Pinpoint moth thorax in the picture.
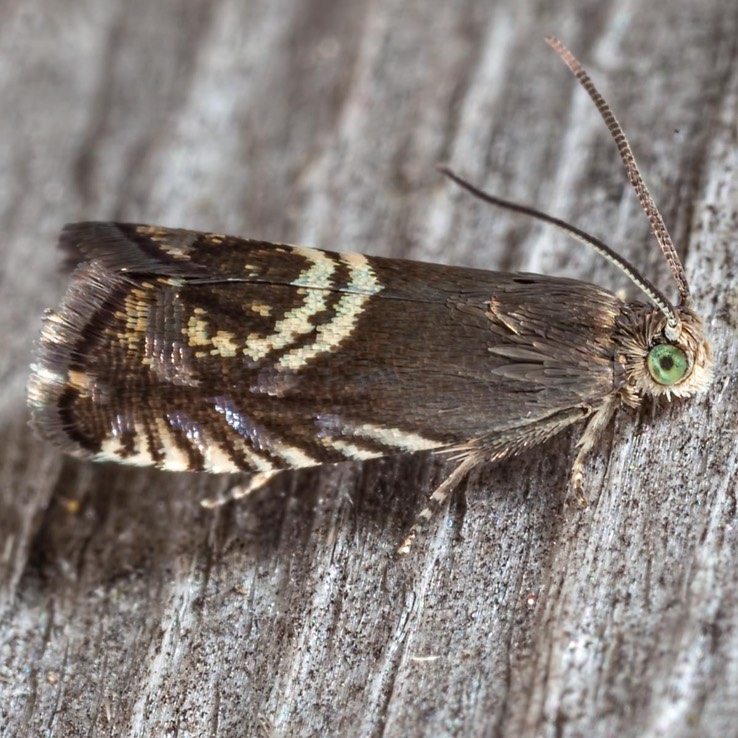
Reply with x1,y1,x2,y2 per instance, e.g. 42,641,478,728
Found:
616,304,713,403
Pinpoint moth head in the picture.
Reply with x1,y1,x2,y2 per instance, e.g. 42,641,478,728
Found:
622,305,713,402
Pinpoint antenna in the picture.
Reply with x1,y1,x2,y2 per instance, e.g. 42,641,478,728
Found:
438,166,675,319
546,37,691,321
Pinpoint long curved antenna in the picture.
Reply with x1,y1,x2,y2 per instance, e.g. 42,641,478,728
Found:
439,166,675,318
546,36,692,317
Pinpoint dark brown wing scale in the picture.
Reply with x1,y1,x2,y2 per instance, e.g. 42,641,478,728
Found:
28,223,625,475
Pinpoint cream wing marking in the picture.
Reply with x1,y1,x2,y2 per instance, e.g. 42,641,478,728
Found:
277,252,383,371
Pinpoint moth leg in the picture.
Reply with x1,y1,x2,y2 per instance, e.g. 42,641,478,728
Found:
200,470,279,509
398,407,591,554
397,454,481,555
570,396,619,506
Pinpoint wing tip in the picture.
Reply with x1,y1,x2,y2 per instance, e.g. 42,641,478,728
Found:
58,222,210,276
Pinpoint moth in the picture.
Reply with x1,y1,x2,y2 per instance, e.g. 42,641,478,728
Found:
28,38,713,552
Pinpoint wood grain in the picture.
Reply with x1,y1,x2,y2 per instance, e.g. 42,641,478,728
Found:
1,1,737,736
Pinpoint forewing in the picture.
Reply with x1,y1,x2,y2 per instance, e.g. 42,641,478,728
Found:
28,223,623,473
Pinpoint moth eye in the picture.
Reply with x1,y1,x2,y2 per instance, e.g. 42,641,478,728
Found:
647,344,689,385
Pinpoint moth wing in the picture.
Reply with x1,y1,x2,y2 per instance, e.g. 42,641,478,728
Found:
29,223,622,474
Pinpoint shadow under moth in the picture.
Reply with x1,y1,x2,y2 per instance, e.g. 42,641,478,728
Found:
28,38,713,552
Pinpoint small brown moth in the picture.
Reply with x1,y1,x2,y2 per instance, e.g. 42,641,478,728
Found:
27,38,713,552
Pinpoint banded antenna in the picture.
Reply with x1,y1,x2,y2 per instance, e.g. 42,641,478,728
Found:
443,38,690,339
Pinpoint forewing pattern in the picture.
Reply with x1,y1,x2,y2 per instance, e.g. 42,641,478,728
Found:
28,224,624,474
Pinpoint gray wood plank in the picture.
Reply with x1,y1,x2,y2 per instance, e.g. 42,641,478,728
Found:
1,1,737,736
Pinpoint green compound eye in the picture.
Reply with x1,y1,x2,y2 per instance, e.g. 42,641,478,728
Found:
647,344,689,385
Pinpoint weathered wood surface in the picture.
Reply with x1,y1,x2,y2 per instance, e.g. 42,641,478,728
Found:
1,1,737,736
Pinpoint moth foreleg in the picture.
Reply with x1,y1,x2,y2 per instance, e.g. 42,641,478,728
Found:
398,406,592,554
570,396,620,506
200,470,280,509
